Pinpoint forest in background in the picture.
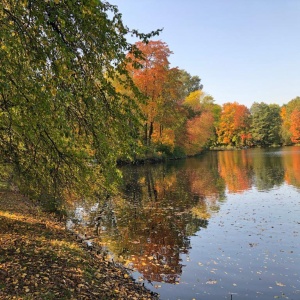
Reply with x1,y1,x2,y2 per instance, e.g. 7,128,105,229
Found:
123,40,300,160
1,1,299,205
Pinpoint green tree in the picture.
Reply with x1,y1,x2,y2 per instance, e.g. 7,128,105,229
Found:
0,1,160,201
250,102,282,147
178,69,203,100
204,96,222,147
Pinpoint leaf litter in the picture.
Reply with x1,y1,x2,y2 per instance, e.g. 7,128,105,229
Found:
0,191,158,299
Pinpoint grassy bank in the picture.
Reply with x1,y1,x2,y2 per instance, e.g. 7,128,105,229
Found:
0,190,158,300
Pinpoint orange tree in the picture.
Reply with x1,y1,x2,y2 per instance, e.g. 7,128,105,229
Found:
127,41,206,157
290,109,300,144
281,97,300,145
181,91,220,154
216,102,251,147
126,40,172,148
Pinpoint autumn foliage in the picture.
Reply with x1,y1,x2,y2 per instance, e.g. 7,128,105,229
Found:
126,40,217,156
185,112,215,155
216,102,251,147
124,40,300,158
280,97,300,145
290,109,300,143
127,41,174,147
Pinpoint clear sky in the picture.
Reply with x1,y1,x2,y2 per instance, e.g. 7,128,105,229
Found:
110,0,300,108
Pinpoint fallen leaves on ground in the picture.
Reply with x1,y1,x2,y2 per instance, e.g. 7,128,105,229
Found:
0,191,158,299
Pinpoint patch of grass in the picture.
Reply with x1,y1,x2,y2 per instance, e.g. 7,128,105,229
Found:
84,266,95,281
41,292,58,300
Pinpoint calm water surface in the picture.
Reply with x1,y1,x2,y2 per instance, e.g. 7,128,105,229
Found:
67,147,300,300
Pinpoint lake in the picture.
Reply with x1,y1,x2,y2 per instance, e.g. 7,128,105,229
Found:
67,147,300,300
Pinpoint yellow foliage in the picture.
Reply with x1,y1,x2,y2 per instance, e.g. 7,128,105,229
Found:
152,123,175,148
191,206,211,220
183,90,203,110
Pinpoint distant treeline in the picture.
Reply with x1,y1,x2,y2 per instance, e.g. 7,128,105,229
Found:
123,40,300,159
1,1,299,203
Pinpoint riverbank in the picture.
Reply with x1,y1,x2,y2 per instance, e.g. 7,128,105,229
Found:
0,190,159,300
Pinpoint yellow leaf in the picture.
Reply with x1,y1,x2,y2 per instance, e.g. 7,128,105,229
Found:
275,281,285,287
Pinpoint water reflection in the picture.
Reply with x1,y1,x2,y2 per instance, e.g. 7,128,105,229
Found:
67,146,300,286
98,162,221,283
250,148,285,190
282,146,300,189
218,150,253,193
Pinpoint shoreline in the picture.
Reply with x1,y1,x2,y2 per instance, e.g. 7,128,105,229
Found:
0,190,159,299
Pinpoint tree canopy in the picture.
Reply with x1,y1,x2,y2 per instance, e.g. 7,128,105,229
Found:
216,102,250,147
281,97,300,145
1,1,299,205
0,0,160,201
250,102,281,147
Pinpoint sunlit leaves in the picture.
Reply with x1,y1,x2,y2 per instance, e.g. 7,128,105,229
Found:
127,40,172,147
0,0,161,201
217,102,251,147
289,109,300,144
184,112,215,155
280,97,300,145
183,90,204,112
0,191,157,299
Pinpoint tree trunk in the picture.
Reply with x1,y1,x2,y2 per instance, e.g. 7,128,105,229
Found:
148,121,154,146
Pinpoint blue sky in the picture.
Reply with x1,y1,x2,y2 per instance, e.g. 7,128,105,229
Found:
111,0,300,108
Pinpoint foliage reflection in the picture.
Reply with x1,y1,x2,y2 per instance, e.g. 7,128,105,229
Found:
98,160,225,283
67,147,300,284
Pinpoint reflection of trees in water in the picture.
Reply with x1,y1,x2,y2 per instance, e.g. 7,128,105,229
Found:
218,150,253,193
216,148,299,192
180,153,226,206
96,162,217,283
67,147,300,283
251,148,285,190
283,147,300,189
106,207,208,283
